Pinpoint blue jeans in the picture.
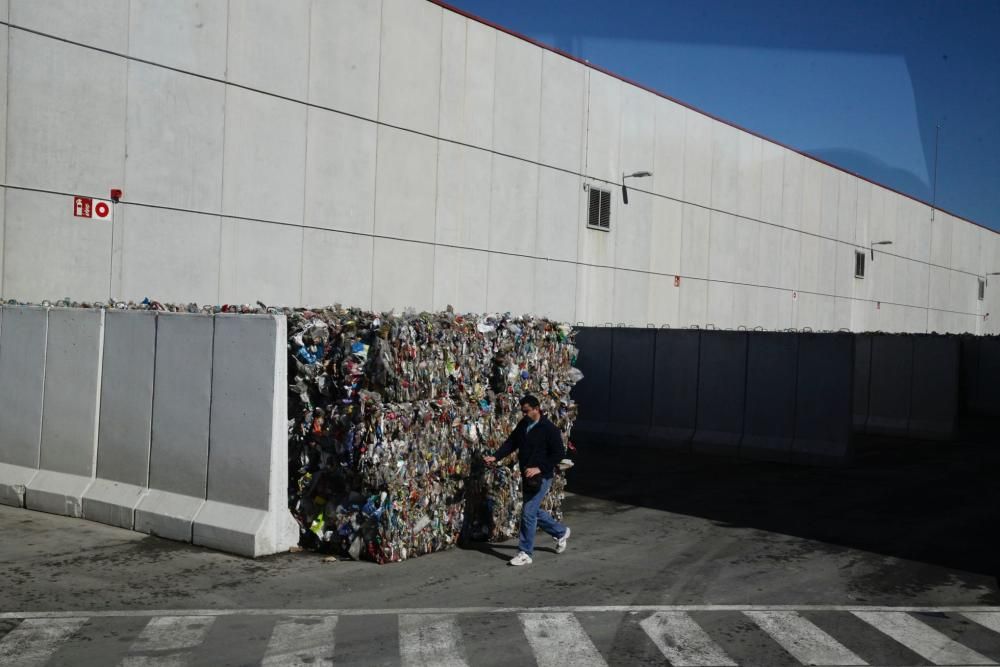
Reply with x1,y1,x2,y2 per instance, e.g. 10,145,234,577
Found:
519,476,567,556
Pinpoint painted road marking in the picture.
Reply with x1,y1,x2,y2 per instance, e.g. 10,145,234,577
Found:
4,605,1000,619
0,618,87,667
261,615,338,666
1,608,999,666
399,613,469,667
966,611,1000,635
853,611,997,666
639,611,738,666
520,612,609,667
121,615,215,667
745,610,868,665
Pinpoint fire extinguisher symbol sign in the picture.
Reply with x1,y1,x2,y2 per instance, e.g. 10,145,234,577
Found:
73,196,113,221
73,196,92,218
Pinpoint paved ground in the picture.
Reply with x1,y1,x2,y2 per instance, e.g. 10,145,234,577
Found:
1,437,998,665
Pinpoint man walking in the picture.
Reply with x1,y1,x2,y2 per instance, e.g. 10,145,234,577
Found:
484,394,570,566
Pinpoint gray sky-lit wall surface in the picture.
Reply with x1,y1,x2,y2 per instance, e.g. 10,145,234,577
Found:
446,0,1000,234
0,0,997,334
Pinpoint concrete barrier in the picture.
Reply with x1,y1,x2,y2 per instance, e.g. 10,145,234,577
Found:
607,329,655,443
25,308,105,517
866,335,913,437
569,327,613,441
959,335,980,416
82,311,157,528
792,333,853,464
0,307,49,507
134,313,214,542
908,336,960,440
741,332,798,463
853,334,872,432
648,329,700,448
977,337,1000,418
193,314,297,557
693,331,748,455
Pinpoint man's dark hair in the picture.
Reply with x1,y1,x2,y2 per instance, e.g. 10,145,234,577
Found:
519,394,540,408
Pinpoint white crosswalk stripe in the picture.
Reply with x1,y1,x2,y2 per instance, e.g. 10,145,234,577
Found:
399,613,469,667
853,610,997,666
746,610,868,666
0,607,999,666
639,611,738,666
966,612,1000,635
120,615,216,667
0,617,87,667
262,615,337,666
520,612,608,667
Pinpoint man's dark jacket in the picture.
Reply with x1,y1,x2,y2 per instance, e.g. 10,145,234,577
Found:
493,415,565,479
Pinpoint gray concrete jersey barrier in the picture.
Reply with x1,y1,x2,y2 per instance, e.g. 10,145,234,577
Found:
741,332,799,463
692,331,749,456
908,336,960,440
25,308,105,517
865,335,914,437
792,334,854,465
82,310,157,528
0,306,296,558
0,307,48,507
648,329,700,449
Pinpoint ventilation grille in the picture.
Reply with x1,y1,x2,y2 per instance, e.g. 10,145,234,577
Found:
587,187,611,230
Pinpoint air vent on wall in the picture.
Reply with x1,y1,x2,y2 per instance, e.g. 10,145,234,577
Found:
587,187,611,231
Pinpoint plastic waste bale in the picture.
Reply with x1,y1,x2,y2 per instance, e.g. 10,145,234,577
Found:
285,308,582,562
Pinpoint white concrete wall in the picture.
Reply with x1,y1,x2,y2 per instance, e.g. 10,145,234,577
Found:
1,0,996,334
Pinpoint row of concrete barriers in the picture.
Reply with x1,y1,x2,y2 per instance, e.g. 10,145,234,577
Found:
0,306,297,557
571,328,1000,465
854,333,1000,439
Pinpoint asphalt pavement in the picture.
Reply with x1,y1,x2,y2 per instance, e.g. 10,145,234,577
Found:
1,437,998,665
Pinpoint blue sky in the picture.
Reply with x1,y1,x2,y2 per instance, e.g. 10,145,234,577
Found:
444,0,1000,232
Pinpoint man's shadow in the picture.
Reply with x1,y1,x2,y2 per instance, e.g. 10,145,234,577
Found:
461,540,518,561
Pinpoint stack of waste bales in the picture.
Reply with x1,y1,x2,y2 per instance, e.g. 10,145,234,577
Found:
286,307,580,563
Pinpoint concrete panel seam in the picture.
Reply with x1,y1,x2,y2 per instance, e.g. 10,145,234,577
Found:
205,315,217,503
92,311,105,474
692,330,702,439
2,20,9,298
145,314,159,488
297,1,312,304
34,308,49,469
369,0,384,311
738,333,750,450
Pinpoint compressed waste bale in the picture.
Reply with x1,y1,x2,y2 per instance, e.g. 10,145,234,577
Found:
286,307,581,563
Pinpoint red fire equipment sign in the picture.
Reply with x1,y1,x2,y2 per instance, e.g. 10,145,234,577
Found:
74,196,113,221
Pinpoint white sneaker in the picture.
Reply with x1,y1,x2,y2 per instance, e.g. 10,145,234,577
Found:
555,527,571,554
508,551,533,566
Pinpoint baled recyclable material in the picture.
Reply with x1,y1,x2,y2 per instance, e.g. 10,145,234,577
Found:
286,307,580,562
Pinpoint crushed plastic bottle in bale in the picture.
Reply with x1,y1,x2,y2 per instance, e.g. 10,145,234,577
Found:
287,307,581,563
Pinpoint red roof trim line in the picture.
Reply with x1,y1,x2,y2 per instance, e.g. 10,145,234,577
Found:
427,0,996,236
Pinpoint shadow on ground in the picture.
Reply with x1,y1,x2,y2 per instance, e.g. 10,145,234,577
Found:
568,419,1000,580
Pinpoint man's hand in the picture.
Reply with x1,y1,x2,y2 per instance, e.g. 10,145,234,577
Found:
483,455,496,465
525,466,541,478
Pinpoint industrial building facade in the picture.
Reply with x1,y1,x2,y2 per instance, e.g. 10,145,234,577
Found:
0,0,996,334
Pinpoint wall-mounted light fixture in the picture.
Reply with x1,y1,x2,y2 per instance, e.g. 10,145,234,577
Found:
621,170,652,205
870,240,893,260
